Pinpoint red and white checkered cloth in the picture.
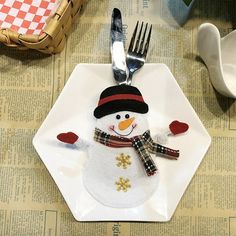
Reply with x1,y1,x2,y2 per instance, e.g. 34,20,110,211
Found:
0,0,58,35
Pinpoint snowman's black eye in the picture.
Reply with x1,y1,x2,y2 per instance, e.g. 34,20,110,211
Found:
125,114,130,119
116,114,121,120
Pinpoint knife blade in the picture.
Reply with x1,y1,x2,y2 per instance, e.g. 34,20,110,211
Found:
110,8,129,85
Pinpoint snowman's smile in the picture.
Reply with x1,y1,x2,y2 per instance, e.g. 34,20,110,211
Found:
109,124,137,137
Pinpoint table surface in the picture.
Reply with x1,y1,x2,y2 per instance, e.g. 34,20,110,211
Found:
0,0,236,235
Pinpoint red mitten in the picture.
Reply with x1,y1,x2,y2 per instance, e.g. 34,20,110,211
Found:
169,120,189,135
57,132,79,144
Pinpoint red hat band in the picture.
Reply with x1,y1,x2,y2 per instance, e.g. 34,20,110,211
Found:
98,94,144,106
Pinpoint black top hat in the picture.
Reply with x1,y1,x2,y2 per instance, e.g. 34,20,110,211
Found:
94,85,149,118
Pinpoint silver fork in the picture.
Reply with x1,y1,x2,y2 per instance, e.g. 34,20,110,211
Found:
126,21,152,85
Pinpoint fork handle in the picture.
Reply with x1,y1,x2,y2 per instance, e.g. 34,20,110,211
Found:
126,71,135,85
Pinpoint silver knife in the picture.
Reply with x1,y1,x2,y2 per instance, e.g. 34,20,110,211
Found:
110,8,129,85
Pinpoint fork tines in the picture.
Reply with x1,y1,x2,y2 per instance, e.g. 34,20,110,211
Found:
128,21,152,57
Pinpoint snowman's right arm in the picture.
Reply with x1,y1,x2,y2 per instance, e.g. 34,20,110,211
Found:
57,132,90,150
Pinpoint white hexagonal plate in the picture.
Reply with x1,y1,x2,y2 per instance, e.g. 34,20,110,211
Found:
33,63,211,221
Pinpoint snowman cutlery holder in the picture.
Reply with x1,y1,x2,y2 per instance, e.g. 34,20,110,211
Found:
57,82,189,208
56,8,190,209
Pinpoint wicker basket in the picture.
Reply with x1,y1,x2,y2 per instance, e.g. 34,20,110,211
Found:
0,0,83,54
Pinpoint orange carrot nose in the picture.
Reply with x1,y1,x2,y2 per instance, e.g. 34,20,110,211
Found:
118,117,135,131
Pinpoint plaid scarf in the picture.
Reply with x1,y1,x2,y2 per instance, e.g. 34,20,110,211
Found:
94,128,179,176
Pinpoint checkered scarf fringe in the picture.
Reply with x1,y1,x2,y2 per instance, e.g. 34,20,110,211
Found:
94,128,179,176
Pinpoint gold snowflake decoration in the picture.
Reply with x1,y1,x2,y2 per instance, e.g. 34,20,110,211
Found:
115,177,131,192
116,153,131,169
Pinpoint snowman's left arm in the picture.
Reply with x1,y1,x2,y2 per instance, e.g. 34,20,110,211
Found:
154,120,190,145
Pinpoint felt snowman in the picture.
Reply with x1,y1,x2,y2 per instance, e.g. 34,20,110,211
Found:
57,84,189,208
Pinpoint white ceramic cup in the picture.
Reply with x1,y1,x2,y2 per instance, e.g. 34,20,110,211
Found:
197,23,236,98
